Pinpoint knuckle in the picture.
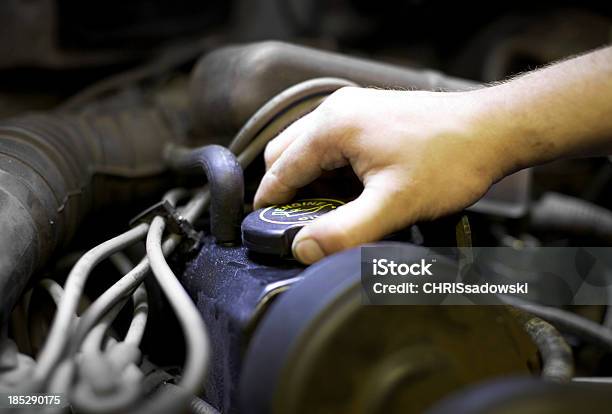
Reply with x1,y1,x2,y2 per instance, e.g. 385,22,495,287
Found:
318,87,356,112
329,86,359,102
265,167,293,193
316,88,365,137
263,141,278,167
305,133,326,154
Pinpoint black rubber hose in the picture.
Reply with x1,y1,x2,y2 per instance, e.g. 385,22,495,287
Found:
503,296,612,350
165,145,244,243
530,192,612,243
509,307,574,382
0,104,186,328
189,41,478,141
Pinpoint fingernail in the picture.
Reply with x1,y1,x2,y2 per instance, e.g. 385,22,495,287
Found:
293,238,325,264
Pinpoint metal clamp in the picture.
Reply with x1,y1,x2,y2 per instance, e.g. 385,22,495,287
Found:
130,200,201,250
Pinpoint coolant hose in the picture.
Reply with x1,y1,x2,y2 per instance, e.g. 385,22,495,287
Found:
509,307,573,382
189,41,478,140
0,106,184,328
165,144,244,243
530,192,612,243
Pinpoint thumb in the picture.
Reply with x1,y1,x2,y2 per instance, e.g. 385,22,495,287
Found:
291,186,413,264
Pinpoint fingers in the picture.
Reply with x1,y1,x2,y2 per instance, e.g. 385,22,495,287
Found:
254,125,347,209
291,186,412,264
263,111,316,170
264,87,356,170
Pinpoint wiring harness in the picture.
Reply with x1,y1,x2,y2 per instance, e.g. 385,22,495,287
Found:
0,78,356,414
3,75,612,413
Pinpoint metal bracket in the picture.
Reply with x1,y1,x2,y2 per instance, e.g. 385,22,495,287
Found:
130,200,201,250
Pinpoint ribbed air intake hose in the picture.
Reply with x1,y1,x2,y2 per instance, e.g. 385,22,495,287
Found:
0,105,185,327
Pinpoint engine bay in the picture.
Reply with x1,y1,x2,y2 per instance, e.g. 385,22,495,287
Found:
1,2,612,413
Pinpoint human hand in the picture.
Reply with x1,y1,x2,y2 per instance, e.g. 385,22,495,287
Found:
254,87,512,264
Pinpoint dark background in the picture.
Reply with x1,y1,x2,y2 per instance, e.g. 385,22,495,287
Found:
1,0,610,111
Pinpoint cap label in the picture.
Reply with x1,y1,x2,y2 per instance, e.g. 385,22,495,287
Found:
259,198,345,225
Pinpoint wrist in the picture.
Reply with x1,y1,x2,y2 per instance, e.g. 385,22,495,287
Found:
444,89,517,184
465,85,552,180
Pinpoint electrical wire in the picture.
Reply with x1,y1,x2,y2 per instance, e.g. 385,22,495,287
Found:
228,77,358,154
72,253,147,413
123,216,211,414
71,240,177,353
236,95,326,167
81,299,128,355
572,377,612,384
81,254,139,355
128,79,357,412
71,361,144,414
110,252,136,275
71,190,208,353
124,282,149,346
29,77,358,412
34,223,149,383
110,252,149,346
77,309,146,414
27,73,612,412
38,279,66,308
146,216,209,395
44,359,75,414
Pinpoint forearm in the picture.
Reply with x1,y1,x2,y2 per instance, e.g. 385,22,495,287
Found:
472,46,612,178
255,48,612,262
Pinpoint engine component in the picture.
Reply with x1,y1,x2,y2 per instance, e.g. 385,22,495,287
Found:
166,144,244,244
3,28,611,413
508,308,573,382
189,41,477,140
179,235,305,411
241,198,345,256
530,192,612,243
424,377,612,414
189,41,531,219
0,101,187,328
178,213,545,413
238,243,539,414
